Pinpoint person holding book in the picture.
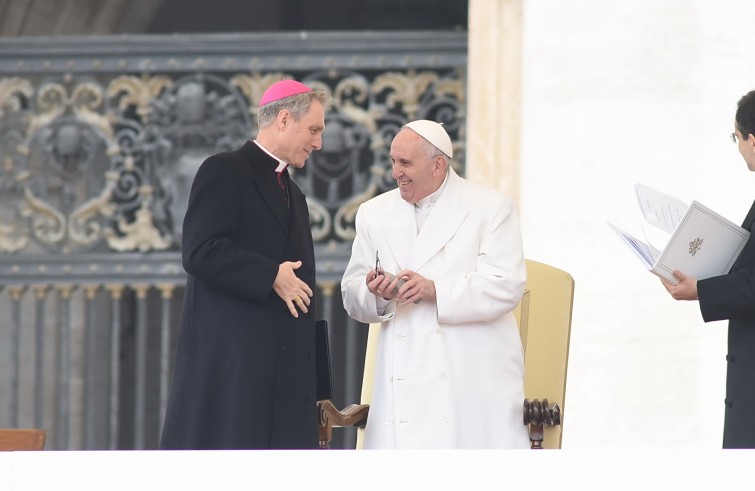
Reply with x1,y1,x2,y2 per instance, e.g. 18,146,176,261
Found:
661,89,755,448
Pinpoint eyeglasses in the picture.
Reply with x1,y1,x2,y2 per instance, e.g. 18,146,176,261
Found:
730,132,738,143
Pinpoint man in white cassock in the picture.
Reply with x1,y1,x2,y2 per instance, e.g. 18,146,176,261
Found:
341,120,530,449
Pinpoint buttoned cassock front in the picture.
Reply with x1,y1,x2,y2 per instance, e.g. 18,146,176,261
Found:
698,199,755,448
160,141,318,450
341,169,530,449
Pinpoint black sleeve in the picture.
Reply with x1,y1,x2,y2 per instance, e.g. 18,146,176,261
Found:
181,155,278,302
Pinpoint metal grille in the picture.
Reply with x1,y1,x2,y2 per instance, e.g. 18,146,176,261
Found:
0,31,467,449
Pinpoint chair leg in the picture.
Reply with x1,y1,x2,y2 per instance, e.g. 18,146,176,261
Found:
318,401,334,449
523,398,561,449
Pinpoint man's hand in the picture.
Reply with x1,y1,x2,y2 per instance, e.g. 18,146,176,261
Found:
365,269,402,300
394,269,436,305
273,261,313,318
660,270,699,301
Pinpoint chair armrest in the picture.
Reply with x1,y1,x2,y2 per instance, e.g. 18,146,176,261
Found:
317,400,370,449
523,398,561,450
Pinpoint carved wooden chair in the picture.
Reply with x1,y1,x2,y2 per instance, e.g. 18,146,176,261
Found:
0,429,47,451
514,259,574,449
318,259,574,449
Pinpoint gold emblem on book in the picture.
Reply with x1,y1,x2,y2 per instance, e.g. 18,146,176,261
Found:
689,237,703,257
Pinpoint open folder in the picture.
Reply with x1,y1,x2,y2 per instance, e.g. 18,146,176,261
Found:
609,183,750,285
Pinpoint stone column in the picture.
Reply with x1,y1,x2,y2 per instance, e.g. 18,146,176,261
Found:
466,0,524,206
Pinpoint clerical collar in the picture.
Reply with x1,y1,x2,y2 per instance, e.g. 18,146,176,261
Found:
415,172,449,210
253,139,288,172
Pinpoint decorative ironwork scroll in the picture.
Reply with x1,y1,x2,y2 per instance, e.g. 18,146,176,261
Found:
0,32,466,272
0,31,467,450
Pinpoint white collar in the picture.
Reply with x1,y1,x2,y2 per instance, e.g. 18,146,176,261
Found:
253,139,288,172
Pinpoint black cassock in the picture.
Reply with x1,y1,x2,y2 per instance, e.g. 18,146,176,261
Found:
698,200,755,449
160,141,318,449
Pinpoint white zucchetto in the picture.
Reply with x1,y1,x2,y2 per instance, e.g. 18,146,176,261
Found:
404,120,453,158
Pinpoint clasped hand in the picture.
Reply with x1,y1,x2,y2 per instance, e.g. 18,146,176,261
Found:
366,268,436,305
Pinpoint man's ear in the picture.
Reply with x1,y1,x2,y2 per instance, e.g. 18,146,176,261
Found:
747,134,755,152
433,156,447,176
277,110,290,129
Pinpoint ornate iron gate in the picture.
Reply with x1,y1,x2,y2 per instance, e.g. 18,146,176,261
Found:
0,31,467,449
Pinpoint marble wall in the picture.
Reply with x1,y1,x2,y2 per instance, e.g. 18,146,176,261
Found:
469,0,755,448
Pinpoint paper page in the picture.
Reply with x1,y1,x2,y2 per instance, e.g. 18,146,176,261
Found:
639,219,670,262
634,183,688,234
607,223,660,269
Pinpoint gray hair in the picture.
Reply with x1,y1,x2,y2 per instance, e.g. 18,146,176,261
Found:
415,131,451,172
257,90,331,128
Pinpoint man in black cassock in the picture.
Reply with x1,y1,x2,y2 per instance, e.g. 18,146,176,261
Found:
160,80,330,449
662,89,755,448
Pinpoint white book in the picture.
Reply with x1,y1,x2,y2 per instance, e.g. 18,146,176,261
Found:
609,184,750,285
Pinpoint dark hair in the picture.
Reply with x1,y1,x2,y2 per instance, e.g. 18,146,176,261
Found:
735,90,755,140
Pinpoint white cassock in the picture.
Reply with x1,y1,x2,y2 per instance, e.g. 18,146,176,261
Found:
341,168,530,449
